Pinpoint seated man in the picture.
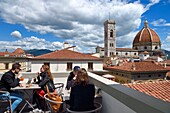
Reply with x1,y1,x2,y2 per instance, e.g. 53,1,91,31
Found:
66,66,80,90
0,63,23,113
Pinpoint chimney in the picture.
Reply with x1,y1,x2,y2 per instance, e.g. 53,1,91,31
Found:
5,49,8,52
164,63,167,68
132,64,136,70
63,42,70,49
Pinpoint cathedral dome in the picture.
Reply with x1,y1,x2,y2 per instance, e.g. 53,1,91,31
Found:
13,48,25,54
133,20,161,51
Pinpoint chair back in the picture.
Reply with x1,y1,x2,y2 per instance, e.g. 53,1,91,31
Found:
44,93,63,113
66,102,102,113
54,83,64,96
0,91,12,113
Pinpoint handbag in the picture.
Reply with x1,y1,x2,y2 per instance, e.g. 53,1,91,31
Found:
46,85,62,112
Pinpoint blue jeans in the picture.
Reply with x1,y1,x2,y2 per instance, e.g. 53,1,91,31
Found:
10,91,23,112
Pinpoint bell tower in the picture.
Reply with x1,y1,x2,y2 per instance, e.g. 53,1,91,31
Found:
104,20,116,57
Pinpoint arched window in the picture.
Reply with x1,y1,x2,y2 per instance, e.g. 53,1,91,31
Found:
134,53,136,55
110,29,113,37
125,53,128,56
148,75,151,77
155,46,158,49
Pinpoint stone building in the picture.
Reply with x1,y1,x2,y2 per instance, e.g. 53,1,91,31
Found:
104,61,169,84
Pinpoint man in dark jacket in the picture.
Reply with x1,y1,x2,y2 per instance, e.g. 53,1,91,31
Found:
66,66,80,90
0,63,23,113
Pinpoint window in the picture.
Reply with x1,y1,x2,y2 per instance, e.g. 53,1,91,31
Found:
110,43,114,47
125,53,128,56
137,75,140,78
105,52,107,56
110,29,113,37
144,46,147,49
155,46,158,49
67,62,72,71
116,52,118,55
5,63,9,69
148,75,151,77
134,53,136,55
88,62,93,70
110,52,114,56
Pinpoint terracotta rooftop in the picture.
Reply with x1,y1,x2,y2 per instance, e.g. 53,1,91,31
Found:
0,48,33,57
34,49,102,60
124,81,170,103
105,61,169,72
133,21,161,45
13,48,25,54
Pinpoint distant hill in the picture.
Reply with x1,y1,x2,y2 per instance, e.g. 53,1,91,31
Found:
25,49,53,56
164,49,170,59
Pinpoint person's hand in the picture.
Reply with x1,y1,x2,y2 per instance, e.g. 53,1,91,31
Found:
17,74,22,78
19,83,23,87
73,75,77,80
36,72,40,76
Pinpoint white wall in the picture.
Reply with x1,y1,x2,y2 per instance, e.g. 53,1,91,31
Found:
102,91,136,113
31,60,103,72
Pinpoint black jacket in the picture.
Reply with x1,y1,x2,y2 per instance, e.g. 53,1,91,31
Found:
37,72,55,92
66,72,75,90
69,83,95,111
0,70,20,92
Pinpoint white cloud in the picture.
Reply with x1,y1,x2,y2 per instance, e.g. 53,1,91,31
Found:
0,0,160,52
10,30,22,38
165,35,170,42
0,36,63,52
151,19,170,26
144,0,160,11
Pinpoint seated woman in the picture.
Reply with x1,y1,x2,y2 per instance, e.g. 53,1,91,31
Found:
69,68,95,111
33,64,55,110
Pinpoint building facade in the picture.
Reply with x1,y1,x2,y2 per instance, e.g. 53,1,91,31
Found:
31,49,103,72
0,48,33,72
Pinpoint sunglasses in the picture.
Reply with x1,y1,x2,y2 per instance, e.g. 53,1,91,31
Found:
17,68,21,71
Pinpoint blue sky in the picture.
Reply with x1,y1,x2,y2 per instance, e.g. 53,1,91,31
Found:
0,0,170,53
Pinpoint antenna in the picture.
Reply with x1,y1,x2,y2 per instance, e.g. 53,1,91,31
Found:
109,12,110,20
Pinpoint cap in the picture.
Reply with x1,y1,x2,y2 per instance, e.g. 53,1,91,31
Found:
73,66,80,71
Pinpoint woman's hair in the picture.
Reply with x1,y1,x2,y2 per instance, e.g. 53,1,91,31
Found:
75,68,89,85
42,65,53,80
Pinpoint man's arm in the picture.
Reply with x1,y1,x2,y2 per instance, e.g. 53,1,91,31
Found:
3,74,20,88
66,72,75,90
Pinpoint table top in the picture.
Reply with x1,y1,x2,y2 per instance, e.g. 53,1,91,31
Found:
12,83,40,90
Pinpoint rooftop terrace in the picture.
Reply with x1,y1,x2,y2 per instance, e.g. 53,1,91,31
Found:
0,72,170,113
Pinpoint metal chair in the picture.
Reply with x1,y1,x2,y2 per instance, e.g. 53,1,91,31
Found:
0,91,12,113
44,94,63,113
54,83,64,96
66,102,102,113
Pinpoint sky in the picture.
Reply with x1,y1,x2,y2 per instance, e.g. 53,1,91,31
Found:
0,0,170,53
